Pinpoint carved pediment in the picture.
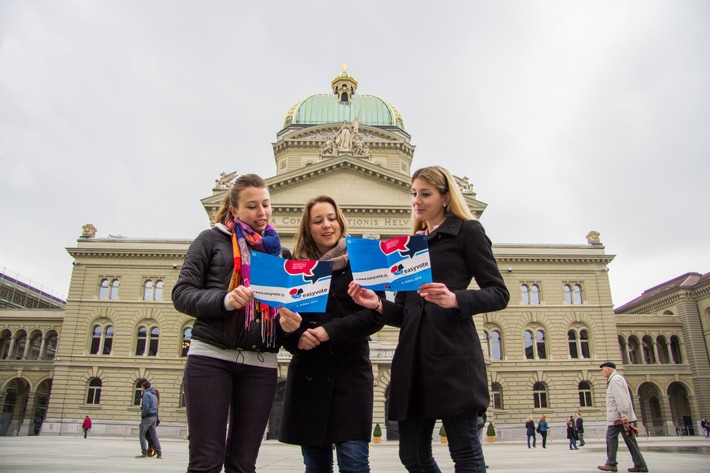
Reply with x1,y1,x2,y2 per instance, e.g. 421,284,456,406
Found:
281,125,400,143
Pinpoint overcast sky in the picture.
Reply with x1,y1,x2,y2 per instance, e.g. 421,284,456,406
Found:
1,0,708,308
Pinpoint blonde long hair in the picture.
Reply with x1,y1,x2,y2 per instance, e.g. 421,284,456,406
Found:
410,166,476,234
292,195,348,260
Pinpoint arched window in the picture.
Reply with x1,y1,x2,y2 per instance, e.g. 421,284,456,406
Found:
98,278,109,299
521,285,530,304
536,330,547,359
12,330,27,359
578,381,593,407
182,327,192,357
533,382,548,408
563,284,573,304
628,336,641,364
42,332,58,360
28,332,42,360
86,378,102,404
670,335,683,363
531,284,541,304
143,280,154,301
481,331,490,358
136,325,159,357
0,330,12,359
136,326,147,356
491,330,502,361
573,284,583,304
569,328,591,359
568,330,579,358
148,327,160,356
90,325,102,355
656,335,670,364
618,335,629,365
109,279,120,300
103,326,114,355
142,279,165,301
134,379,147,406
492,383,503,409
642,336,656,364
89,324,114,355
579,329,590,358
524,330,534,359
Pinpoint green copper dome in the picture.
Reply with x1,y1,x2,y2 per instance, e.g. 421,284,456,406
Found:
282,68,406,130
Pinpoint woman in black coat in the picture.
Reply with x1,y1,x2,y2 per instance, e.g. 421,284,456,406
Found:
525,415,537,448
279,195,384,473
349,166,509,473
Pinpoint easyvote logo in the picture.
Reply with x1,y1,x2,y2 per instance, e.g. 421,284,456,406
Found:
284,260,331,284
390,263,404,275
379,236,428,259
289,287,304,299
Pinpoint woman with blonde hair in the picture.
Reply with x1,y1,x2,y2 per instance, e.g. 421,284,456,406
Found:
279,195,384,472
173,173,301,473
525,415,536,448
348,165,509,472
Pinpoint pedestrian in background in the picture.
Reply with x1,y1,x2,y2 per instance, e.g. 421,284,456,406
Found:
567,417,579,450
576,412,585,446
135,381,162,459
597,361,648,472
525,415,536,448
537,416,549,448
82,416,91,439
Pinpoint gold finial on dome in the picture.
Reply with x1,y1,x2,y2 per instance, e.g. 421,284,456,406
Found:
332,66,358,103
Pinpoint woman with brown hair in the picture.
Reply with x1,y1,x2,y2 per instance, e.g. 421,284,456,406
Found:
173,173,301,473
279,195,384,472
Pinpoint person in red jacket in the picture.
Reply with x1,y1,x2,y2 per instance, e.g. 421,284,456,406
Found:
82,416,91,439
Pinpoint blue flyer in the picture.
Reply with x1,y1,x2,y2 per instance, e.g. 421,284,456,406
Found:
346,235,432,291
249,251,333,312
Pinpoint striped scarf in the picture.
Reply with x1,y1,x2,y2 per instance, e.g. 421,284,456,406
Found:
225,218,282,347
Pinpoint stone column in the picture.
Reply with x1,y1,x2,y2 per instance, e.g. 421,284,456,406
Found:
659,395,674,436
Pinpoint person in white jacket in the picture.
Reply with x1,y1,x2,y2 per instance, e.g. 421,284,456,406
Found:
597,362,649,473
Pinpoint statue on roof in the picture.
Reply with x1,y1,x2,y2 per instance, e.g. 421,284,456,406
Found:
215,171,237,189
334,121,353,150
81,224,97,239
586,231,602,245
320,138,337,157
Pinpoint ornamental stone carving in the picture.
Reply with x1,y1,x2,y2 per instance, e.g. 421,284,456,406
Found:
586,230,601,245
81,224,97,239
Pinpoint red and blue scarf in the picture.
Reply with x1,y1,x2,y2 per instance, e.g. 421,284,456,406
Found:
225,218,282,347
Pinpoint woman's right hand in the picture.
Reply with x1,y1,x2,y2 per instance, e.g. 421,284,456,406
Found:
347,281,379,309
277,307,302,333
227,285,253,310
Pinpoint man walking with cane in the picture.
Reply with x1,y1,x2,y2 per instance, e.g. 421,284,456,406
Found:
597,362,648,472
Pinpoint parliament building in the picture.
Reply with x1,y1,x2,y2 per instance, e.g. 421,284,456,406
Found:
2,69,709,441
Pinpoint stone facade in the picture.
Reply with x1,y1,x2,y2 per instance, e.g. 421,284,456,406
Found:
2,71,708,441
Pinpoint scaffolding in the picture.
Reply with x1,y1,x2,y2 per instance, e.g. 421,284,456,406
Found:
0,268,66,310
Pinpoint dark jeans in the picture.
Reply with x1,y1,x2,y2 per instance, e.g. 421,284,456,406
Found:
139,416,162,456
398,410,485,473
183,355,277,473
301,440,370,473
540,431,547,448
527,433,536,448
604,422,647,469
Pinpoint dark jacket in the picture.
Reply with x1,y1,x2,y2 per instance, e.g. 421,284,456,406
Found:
172,227,284,352
567,422,577,440
279,263,384,446
380,217,509,420
576,416,584,433
526,420,536,436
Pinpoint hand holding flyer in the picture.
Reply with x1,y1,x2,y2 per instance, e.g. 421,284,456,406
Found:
346,235,432,291
249,251,333,312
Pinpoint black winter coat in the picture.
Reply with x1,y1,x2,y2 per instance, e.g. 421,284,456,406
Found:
172,227,284,352
278,263,384,447
380,217,509,420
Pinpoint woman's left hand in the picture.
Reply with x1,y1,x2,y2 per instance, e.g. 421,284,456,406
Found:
278,307,302,333
417,282,459,308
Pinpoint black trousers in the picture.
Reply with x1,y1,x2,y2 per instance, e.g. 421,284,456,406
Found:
184,355,277,473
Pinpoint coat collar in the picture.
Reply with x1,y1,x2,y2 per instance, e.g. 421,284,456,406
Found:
428,215,463,237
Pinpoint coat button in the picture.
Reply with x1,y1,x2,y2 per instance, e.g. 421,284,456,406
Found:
251,344,257,349
418,302,422,308
327,376,333,383
255,319,260,324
